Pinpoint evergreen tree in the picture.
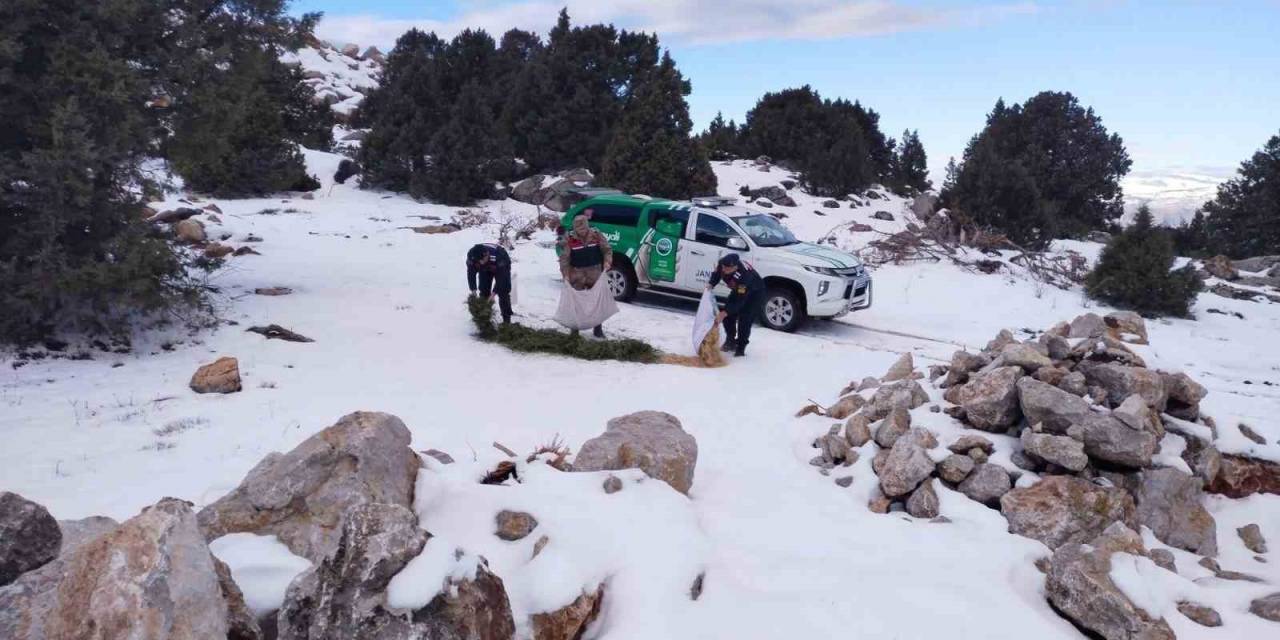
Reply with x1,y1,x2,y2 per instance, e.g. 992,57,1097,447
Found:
892,129,931,194
600,54,716,198
944,92,1131,249
1086,206,1202,317
699,112,741,161
415,81,504,205
798,110,873,197
358,29,449,191
1,0,203,344
1199,132,1280,258
1170,210,1210,257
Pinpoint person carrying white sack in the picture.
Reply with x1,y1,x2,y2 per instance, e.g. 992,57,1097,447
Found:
558,211,614,338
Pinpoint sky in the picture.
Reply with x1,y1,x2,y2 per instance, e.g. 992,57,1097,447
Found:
291,1,1280,183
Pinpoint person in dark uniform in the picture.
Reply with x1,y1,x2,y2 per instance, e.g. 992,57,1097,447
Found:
707,253,765,357
467,243,514,324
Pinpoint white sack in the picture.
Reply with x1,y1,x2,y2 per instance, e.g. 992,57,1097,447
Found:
554,277,619,330
692,289,720,354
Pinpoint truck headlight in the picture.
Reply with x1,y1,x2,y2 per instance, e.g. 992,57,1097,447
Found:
817,281,829,296
804,265,839,276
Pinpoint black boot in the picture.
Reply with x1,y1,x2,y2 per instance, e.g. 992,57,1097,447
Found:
734,344,747,357
592,325,605,338
720,340,737,352
502,315,512,325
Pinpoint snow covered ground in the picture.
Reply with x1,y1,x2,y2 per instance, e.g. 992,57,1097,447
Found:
2,155,1278,638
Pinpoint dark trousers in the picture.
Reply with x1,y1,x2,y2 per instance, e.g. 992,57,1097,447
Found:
479,270,513,321
724,292,765,349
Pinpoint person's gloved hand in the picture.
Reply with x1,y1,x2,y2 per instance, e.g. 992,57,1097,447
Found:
716,311,728,323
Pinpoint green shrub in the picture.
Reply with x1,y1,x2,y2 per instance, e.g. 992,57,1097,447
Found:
466,295,659,363
1085,206,1202,318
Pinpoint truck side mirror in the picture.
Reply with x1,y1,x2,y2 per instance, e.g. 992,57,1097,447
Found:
726,237,748,251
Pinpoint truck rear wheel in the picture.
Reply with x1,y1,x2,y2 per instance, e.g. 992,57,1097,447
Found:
762,287,804,332
605,262,637,302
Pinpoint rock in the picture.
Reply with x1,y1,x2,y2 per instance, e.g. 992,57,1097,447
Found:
856,376,881,392
1123,468,1218,556
0,493,61,588
872,211,895,221
905,479,941,519
1000,476,1137,549
43,498,233,640
958,366,1022,431
212,555,262,640
872,408,912,449
1112,394,1152,431
1251,593,1280,622
937,454,975,484
834,476,853,488
1160,371,1207,420
1081,362,1167,411
878,428,937,497
204,242,235,259
0,516,120,640
1000,343,1052,372
175,218,207,243
911,193,938,220
1238,523,1268,553
340,43,360,57
864,380,929,420
985,328,1016,353
150,207,202,224
746,185,787,202
1045,523,1175,640
844,415,872,448
1148,548,1177,573
360,46,383,62
198,411,419,562
602,476,623,494
871,449,889,475
947,435,995,456
1207,453,1280,498
967,448,989,463
1059,371,1088,397
826,394,865,420
532,536,550,559
882,353,915,382
494,511,538,542
867,488,892,514
1020,429,1088,471
1104,311,1149,345
1010,450,1040,472
1068,313,1107,339
573,411,698,496
1203,255,1239,280
1233,255,1280,272
531,584,604,640
1016,377,1094,434
1078,414,1159,468
1176,602,1222,627
190,356,242,394
1180,439,1222,486
822,199,839,208
958,463,1010,506
1238,423,1267,445
1032,365,1069,387
510,175,546,204
254,286,293,296
848,222,873,232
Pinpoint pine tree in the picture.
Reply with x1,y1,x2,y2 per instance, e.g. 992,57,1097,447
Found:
892,129,931,194
358,29,449,191
415,81,504,205
1086,206,1202,317
699,112,741,161
600,54,716,198
945,92,1131,249
1200,132,1280,258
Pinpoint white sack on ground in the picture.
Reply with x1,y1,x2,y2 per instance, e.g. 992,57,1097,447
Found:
553,277,619,330
692,289,720,354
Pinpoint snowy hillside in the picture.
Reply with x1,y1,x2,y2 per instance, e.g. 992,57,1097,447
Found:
1122,170,1226,226
281,40,382,120
3,151,1279,638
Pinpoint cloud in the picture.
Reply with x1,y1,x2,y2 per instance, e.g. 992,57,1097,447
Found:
313,1,1038,48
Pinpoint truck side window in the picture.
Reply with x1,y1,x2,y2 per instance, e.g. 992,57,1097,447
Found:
694,214,742,247
588,204,641,227
650,208,689,235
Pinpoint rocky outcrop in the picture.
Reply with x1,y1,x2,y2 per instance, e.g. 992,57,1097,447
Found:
1000,476,1137,550
190,356,242,394
1045,523,1175,640
0,493,61,588
198,411,421,562
574,411,698,495
530,584,604,640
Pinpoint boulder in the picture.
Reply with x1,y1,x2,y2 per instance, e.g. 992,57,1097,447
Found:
906,479,941,519
844,415,872,448
1121,468,1217,556
150,207,202,224
1238,422,1267,445
1000,476,1137,549
1045,523,1175,640
1238,523,1268,554
530,585,604,640
1112,394,1153,432
573,411,698,495
198,411,420,562
175,218,207,243
863,380,929,420
0,493,61,588
1000,343,1052,372
212,555,262,640
1016,378,1094,435
510,175,546,204
1020,429,1088,472
1251,593,1280,622
44,498,234,640
872,407,911,449
1068,313,1107,339
878,428,937,498
494,511,538,542
826,394,865,420
190,356,242,394
340,43,360,58
602,476,622,494
911,193,938,220
937,454,975,484
1032,365,1069,387
1233,255,1280,272
1078,414,1159,468
1059,371,1088,397
942,351,989,387
1180,439,1222,486
822,199,840,208
947,435,994,456
1174,602,1220,627
1080,362,1167,411
1040,332,1072,360
0,516,120,640
958,463,1010,506
956,366,1023,431
1203,255,1239,280
1104,311,1148,345
1148,548,1176,573
881,353,915,382
984,329,1016,353
872,211,895,221
1207,453,1280,498
1160,371,1207,420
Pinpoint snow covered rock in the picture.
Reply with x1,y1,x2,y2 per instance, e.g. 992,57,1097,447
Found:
1044,523,1175,640
0,516,119,640
190,356,242,394
1016,377,1094,435
1068,313,1107,339
530,584,604,640
1238,523,1268,553
878,428,937,498
957,463,1011,506
956,366,1022,431
573,411,698,496
1203,255,1239,280
0,492,60,588
863,379,929,420
1019,429,1088,472
1115,468,1217,556
1000,476,1137,549
1251,592,1280,622
175,218,207,243
197,411,420,562
826,393,865,419
42,498,235,640
1103,311,1148,345
1079,362,1167,411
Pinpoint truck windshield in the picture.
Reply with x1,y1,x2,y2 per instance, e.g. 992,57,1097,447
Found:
734,214,800,247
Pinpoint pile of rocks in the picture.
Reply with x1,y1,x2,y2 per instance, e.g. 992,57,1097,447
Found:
740,185,798,208
1200,254,1280,303
508,168,595,212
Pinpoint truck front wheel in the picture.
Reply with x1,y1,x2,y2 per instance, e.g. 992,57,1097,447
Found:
761,287,804,332
605,262,638,302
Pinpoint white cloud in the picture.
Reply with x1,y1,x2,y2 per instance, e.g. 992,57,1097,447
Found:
314,1,1038,48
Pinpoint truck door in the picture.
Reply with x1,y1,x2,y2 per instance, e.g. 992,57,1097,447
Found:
641,206,688,284
680,211,749,292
